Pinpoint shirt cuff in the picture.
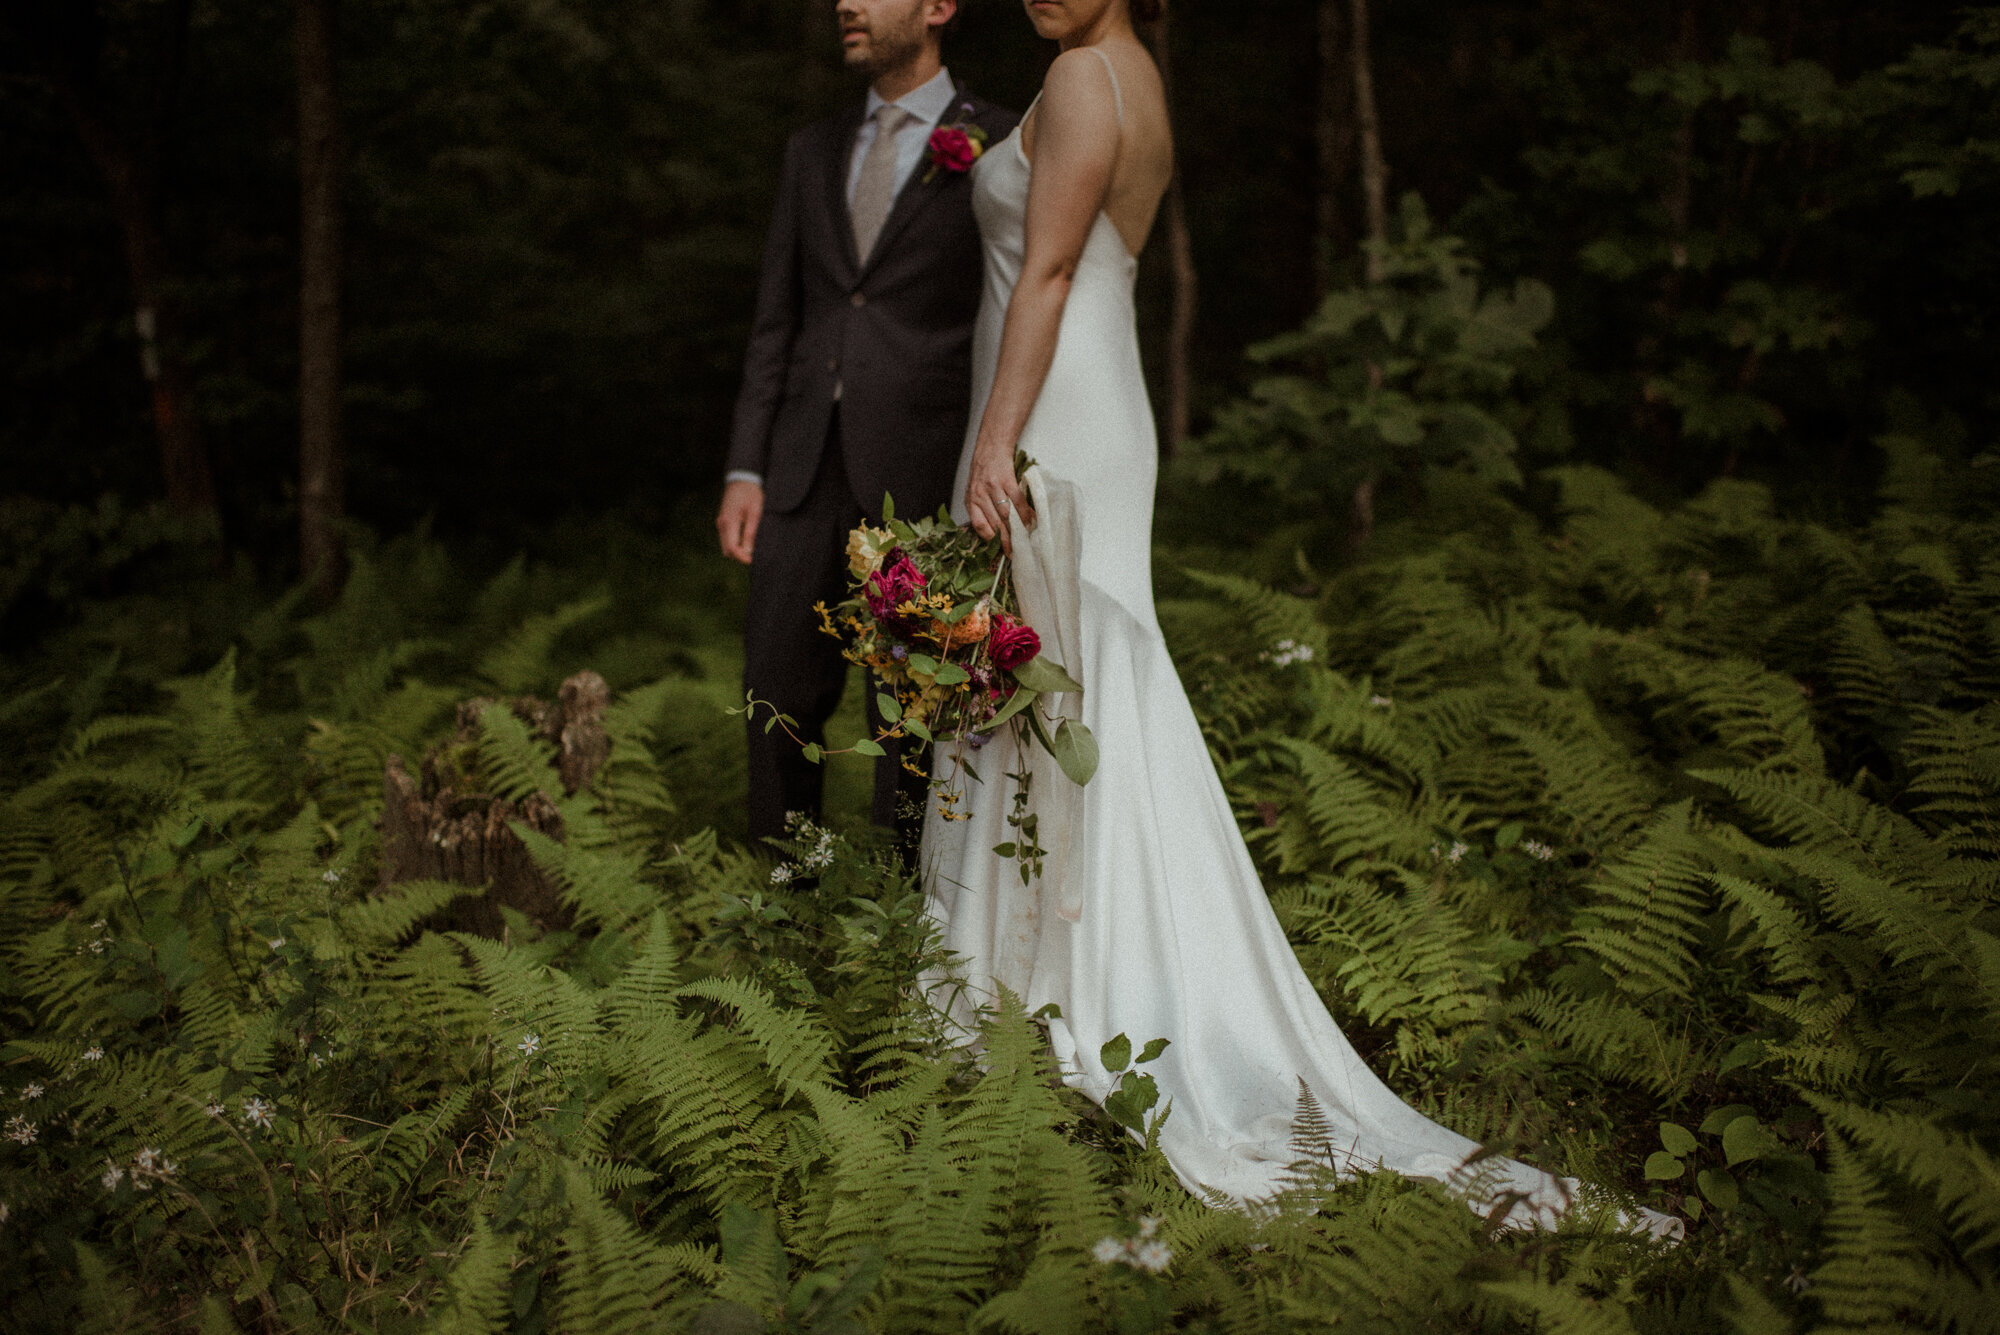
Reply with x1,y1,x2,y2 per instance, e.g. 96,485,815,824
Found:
724,470,764,488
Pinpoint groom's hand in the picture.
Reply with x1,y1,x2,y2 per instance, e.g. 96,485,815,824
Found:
717,479,765,565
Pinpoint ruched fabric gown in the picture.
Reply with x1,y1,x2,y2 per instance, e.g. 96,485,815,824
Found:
921,55,1679,1243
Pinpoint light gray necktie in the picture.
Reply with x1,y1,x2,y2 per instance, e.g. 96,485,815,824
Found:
851,104,915,261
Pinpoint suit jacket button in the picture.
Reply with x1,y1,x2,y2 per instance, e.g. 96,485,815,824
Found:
827,359,839,373
850,291,867,308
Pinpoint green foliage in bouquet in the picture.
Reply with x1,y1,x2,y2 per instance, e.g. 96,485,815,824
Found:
740,463,1097,809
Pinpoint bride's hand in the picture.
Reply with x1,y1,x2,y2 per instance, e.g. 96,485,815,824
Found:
965,442,1036,554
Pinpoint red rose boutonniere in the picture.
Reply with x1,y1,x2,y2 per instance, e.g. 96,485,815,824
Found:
924,107,989,183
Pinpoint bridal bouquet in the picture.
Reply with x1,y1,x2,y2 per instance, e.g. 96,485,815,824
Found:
808,486,1098,813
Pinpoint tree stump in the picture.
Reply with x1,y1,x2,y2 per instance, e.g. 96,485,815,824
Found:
377,670,612,938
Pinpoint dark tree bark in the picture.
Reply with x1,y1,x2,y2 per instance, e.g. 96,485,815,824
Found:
1348,0,1390,284
1313,0,1357,300
8,1,218,522
1346,0,1391,550
296,0,347,598
1144,13,1198,457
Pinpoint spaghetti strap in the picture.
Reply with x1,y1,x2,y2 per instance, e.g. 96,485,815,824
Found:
1086,46,1125,128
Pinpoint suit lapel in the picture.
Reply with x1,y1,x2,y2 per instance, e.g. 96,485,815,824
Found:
856,81,976,278
826,100,867,278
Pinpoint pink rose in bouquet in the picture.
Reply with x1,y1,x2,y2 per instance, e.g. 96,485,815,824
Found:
865,554,926,624
988,612,1041,671
927,125,981,176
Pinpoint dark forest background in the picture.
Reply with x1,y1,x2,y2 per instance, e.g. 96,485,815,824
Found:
3,0,1992,597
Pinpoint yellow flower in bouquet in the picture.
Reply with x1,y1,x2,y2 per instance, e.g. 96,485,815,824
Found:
846,524,897,579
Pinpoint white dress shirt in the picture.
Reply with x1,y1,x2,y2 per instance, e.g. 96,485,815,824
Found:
847,66,959,208
727,68,960,490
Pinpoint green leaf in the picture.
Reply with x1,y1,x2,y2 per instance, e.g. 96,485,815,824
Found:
1049,719,1099,787
980,686,1040,733
1495,821,1524,850
110,990,162,1019
1697,1168,1740,1211
880,494,896,523
1643,1151,1686,1180
802,744,824,764
1660,1121,1698,1158
902,718,933,743
932,663,970,687
691,1302,767,1335
1012,655,1084,695
1700,1104,1757,1136
1722,1115,1776,1166
1100,1032,1133,1074
1136,1037,1171,1064
852,738,886,758
907,653,940,677
1103,1072,1160,1131
171,817,203,848
875,693,903,723
993,843,1017,858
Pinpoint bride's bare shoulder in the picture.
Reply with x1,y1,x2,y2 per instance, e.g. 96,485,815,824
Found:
1038,46,1125,120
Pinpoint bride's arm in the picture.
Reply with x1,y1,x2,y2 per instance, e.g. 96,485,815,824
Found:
964,50,1123,549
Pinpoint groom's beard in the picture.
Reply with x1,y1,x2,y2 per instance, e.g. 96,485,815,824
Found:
843,20,927,79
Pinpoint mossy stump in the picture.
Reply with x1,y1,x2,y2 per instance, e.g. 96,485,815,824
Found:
377,670,610,937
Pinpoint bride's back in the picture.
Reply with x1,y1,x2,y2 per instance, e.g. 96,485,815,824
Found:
1020,39,1174,259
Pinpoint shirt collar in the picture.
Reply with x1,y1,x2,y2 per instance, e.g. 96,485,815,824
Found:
864,66,957,128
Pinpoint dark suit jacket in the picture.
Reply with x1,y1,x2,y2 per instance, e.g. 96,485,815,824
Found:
726,83,1018,518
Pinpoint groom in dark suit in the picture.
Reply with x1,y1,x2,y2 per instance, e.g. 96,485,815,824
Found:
717,0,1016,846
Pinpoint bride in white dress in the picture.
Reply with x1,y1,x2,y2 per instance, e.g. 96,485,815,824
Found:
922,0,1679,1243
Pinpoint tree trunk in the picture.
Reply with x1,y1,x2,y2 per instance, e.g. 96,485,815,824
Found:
1144,13,1198,457
1346,0,1391,552
40,21,216,523
296,0,347,599
1639,0,1703,469
1348,0,1390,283
1313,0,1357,300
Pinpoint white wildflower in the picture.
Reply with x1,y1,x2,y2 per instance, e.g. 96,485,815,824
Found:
769,865,795,885
1261,638,1316,668
19,1084,42,1102
309,1052,324,1070
1784,1266,1811,1295
87,939,107,955
801,829,838,873
321,868,342,885
4,1115,37,1145
1091,1236,1127,1265
132,1148,176,1187
1132,1240,1173,1274
1522,839,1556,862
1137,1215,1161,1239
101,1163,126,1191
517,1033,541,1058
1368,694,1394,709
82,1045,104,1062
241,1097,275,1130
1445,842,1470,865
203,1102,226,1118
267,938,286,952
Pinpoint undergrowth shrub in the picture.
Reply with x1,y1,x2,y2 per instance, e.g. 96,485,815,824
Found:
0,431,1995,1331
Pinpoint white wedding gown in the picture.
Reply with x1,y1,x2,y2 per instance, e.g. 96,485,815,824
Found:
923,52,1680,1243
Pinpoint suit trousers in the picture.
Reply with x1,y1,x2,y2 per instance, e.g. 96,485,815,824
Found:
743,414,929,851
